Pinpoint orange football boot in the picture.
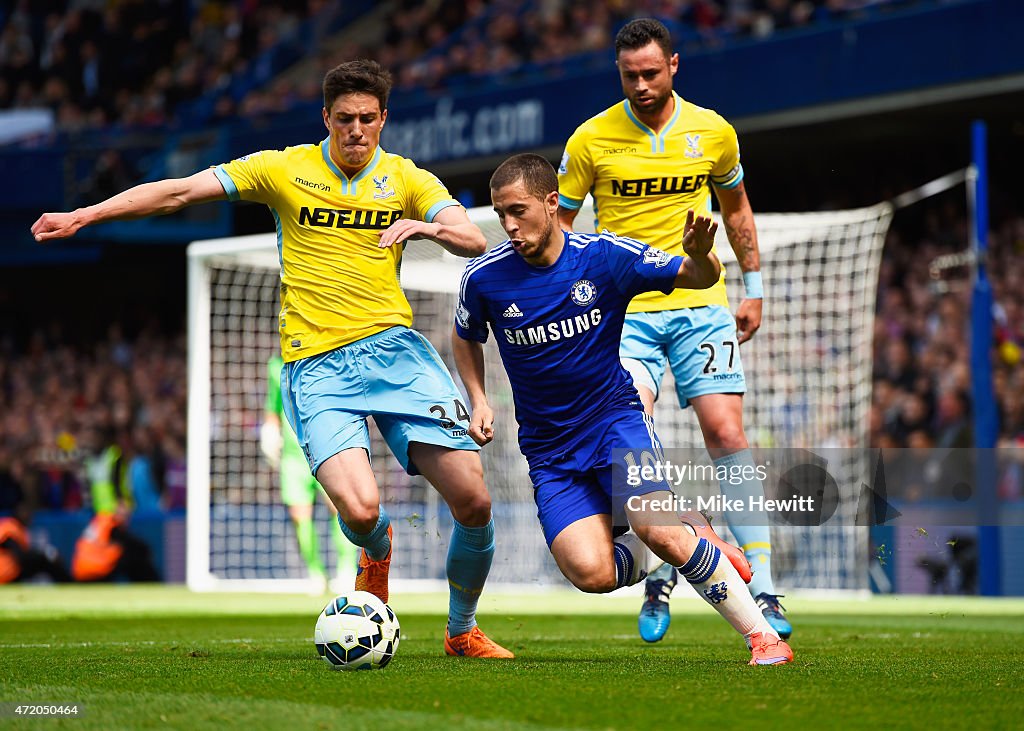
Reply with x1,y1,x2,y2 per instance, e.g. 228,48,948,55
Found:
354,524,392,604
747,631,794,666
678,510,753,583
444,626,514,659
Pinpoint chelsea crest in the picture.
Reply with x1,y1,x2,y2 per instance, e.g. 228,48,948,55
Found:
571,279,597,306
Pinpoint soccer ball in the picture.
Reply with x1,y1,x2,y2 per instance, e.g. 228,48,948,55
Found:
314,590,400,671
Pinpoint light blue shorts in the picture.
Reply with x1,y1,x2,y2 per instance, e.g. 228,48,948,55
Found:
281,326,478,477
620,305,746,408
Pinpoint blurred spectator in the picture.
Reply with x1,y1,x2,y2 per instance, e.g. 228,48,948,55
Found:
933,389,972,450
81,425,132,515
161,436,188,511
80,150,140,207
128,425,164,515
0,507,72,584
70,505,160,582
0,449,26,514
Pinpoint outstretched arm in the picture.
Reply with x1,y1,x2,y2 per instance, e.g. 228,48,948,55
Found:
378,205,487,257
673,210,722,290
715,182,762,344
451,327,494,446
31,168,228,242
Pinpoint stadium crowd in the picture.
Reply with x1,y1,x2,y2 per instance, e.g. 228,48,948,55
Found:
0,0,330,131
0,321,188,517
870,208,1024,499
372,0,928,94
0,0,936,131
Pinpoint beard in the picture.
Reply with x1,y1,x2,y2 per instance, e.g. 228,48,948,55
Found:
630,88,672,116
533,216,555,256
516,216,555,260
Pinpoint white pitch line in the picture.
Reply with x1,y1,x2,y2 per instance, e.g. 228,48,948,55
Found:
0,637,309,649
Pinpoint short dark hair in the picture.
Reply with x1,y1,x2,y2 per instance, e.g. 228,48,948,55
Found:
323,60,392,112
489,153,558,200
614,18,673,59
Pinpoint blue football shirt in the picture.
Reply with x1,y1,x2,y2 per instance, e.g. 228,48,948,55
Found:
456,230,683,461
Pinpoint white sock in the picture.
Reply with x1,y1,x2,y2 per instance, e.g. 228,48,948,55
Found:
677,537,777,640
613,531,664,588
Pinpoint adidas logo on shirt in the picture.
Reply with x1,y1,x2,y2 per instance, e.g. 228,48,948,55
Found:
503,303,524,318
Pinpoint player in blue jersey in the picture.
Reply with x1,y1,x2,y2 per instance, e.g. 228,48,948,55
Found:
453,154,792,665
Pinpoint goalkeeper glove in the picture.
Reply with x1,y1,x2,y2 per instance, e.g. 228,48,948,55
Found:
259,420,282,469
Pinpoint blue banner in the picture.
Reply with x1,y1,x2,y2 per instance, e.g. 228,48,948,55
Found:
382,79,614,163
2,0,1022,262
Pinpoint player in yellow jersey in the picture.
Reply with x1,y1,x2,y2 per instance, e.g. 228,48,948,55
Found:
31,60,513,659
557,19,791,642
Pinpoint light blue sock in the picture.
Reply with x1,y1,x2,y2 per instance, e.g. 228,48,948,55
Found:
714,450,776,596
337,505,391,561
743,545,776,597
446,518,494,636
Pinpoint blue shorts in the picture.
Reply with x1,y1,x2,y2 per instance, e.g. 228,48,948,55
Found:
530,408,668,547
281,326,478,477
620,305,746,408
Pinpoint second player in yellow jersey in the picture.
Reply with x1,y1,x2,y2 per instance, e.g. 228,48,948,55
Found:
557,90,742,313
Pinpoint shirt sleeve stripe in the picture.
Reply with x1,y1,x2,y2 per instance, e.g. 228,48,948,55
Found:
711,163,744,190
213,166,239,201
615,234,648,250
557,193,583,210
425,199,460,222
610,236,643,255
567,232,592,249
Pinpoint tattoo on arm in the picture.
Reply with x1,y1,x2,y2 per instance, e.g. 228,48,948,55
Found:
724,210,760,273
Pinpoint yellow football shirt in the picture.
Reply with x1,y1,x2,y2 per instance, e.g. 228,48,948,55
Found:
558,92,743,312
215,141,460,361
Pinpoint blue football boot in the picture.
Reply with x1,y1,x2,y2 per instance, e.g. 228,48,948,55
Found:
638,566,677,643
755,593,792,639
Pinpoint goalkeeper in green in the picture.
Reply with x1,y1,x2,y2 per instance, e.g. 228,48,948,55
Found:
262,355,357,591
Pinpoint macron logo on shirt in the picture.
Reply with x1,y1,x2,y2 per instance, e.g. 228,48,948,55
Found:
503,303,525,318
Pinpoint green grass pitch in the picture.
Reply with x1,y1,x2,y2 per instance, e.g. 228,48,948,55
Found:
1,586,1022,730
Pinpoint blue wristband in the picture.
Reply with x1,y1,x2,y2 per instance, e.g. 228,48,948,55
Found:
743,271,763,299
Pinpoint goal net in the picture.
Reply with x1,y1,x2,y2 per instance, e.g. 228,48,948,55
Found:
187,201,891,592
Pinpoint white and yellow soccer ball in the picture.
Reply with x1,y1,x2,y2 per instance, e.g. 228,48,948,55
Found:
314,590,400,670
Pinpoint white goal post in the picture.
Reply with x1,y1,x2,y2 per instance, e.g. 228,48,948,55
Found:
187,199,892,593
